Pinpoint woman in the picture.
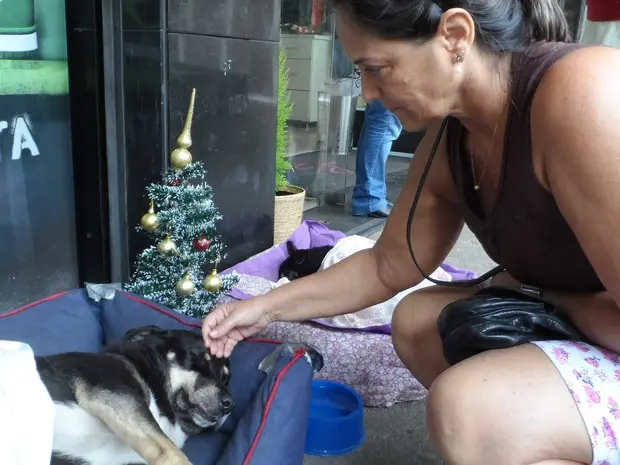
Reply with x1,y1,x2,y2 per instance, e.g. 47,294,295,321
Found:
204,1,620,464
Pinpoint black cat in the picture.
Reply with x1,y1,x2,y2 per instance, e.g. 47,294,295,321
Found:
278,241,334,281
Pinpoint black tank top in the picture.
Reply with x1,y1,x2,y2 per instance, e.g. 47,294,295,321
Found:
446,41,603,292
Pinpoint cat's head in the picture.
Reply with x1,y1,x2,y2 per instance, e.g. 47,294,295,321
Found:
278,241,334,281
278,241,309,281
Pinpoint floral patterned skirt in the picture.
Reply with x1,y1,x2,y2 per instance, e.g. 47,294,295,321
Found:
533,340,620,465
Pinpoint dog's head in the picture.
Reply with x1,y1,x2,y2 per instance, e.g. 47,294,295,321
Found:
122,325,234,433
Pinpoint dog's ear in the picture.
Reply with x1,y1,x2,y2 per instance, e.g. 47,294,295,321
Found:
123,325,163,342
286,240,297,256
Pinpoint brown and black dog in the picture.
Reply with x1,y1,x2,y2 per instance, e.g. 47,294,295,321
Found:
36,325,234,465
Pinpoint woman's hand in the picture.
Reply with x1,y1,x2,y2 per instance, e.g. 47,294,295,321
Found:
202,299,273,358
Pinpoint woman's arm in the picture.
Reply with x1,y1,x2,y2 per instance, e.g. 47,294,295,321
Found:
547,291,620,352
492,272,620,352
253,121,464,323
531,46,620,352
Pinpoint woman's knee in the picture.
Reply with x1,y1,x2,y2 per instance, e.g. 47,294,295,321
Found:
426,345,593,465
391,291,440,368
391,286,478,387
391,286,475,340
391,292,433,344
425,362,489,465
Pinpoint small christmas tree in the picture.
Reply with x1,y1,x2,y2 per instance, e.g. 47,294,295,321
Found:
124,88,239,318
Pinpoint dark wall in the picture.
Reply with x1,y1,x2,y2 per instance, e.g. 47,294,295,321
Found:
98,0,279,280
167,0,279,269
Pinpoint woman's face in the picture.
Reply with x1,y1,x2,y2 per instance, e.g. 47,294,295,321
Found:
335,12,467,131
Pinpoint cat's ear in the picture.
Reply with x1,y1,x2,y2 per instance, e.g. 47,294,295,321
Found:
286,240,297,256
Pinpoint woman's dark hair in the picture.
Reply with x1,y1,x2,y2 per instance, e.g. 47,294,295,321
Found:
330,0,571,53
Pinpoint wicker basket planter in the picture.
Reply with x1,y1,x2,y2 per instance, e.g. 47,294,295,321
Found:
273,184,306,245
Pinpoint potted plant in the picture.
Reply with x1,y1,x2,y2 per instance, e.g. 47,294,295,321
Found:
273,48,305,244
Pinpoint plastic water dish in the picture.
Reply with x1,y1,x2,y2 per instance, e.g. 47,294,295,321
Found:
304,380,365,456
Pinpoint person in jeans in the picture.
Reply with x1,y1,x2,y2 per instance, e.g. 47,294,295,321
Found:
352,99,403,217
332,33,403,218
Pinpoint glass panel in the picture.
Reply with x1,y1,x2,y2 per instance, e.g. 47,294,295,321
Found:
279,0,333,210
319,32,360,208
280,2,416,232
0,0,78,311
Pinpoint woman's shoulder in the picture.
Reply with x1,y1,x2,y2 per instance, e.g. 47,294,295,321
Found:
529,42,620,186
532,41,620,90
530,42,620,125
520,40,618,73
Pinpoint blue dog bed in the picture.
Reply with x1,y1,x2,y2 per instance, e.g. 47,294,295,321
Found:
0,288,317,465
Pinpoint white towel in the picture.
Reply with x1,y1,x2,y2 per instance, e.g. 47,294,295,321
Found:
0,341,54,465
274,235,453,329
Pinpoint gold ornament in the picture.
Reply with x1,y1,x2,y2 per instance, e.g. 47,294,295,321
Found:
157,234,177,254
203,268,222,292
140,200,159,232
170,88,196,170
175,273,196,296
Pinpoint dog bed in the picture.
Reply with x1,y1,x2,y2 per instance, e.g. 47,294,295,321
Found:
0,288,317,465
259,321,427,408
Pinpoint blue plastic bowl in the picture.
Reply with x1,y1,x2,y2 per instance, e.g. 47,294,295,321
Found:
304,380,365,456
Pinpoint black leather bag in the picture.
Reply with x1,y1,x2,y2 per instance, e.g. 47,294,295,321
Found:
437,286,586,366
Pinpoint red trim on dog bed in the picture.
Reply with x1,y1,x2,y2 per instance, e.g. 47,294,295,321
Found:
243,348,306,465
0,291,72,318
125,294,203,329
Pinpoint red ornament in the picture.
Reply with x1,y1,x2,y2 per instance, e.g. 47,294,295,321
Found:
193,236,211,251
170,179,181,186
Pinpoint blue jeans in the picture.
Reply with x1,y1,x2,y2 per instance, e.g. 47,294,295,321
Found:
352,100,403,215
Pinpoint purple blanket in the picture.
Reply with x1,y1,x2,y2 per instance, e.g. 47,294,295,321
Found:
223,220,347,286
222,220,477,334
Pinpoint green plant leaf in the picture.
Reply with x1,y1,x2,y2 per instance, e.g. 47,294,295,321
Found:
275,48,294,193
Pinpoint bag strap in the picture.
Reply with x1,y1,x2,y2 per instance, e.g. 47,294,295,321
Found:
405,118,505,288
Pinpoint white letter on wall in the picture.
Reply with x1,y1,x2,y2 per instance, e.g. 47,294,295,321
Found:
12,116,40,160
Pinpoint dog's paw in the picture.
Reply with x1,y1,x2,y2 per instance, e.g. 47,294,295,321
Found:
154,451,192,465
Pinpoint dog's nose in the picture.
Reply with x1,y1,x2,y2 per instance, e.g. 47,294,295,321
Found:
220,394,234,414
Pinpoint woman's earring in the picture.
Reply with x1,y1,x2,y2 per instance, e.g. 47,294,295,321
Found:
453,50,466,65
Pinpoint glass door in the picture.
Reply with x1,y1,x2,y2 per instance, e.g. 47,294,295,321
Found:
0,0,79,311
